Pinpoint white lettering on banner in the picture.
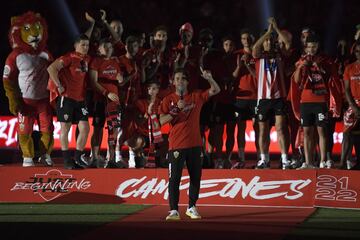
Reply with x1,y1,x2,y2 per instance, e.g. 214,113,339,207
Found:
0,117,75,147
0,118,18,146
10,169,91,201
11,178,91,192
116,176,312,201
315,175,357,202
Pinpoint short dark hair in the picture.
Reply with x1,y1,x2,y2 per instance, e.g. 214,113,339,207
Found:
147,78,161,86
74,34,89,44
153,25,168,35
240,28,249,35
98,38,112,46
222,35,234,43
173,68,189,81
306,34,320,44
125,35,139,46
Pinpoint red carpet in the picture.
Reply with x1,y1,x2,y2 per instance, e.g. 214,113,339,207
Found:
79,205,315,240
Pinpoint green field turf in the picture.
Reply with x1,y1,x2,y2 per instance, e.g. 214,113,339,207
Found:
0,203,150,239
285,208,360,240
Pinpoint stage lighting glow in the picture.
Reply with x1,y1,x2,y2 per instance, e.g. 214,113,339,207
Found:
259,0,274,30
53,0,79,40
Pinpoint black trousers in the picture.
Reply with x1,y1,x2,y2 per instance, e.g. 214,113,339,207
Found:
168,146,202,210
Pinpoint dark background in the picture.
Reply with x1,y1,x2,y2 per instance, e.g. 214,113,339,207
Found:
0,0,359,114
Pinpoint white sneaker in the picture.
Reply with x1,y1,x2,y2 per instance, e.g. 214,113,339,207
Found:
326,159,334,169
347,158,356,170
40,154,54,166
319,161,326,169
282,160,292,170
23,157,35,167
165,210,180,221
185,206,201,219
297,162,316,170
256,160,270,169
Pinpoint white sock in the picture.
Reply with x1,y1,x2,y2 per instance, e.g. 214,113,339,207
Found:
281,153,288,163
128,150,135,168
260,153,269,162
115,150,123,162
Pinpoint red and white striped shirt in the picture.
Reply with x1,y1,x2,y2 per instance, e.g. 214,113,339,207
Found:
255,58,286,100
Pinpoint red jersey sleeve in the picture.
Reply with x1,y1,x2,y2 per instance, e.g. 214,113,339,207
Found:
135,99,147,114
3,51,19,82
343,65,350,82
158,97,170,115
90,57,100,71
199,90,210,103
59,54,72,68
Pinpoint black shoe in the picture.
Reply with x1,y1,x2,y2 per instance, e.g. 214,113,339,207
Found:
106,160,127,168
135,156,146,168
231,161,245,169
255,160,270,169
89,158,99,168
74,154,89,169
64,158,75,170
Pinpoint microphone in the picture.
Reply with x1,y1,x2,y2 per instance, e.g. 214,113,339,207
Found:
179,85,185,100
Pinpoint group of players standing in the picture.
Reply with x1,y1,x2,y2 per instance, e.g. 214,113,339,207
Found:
8,10,360,172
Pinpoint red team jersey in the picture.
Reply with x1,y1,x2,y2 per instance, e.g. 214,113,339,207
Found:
234,49,257,100
135,97,162,136
118,55,142,105
344,61,360,100
298,55,334,103
171,43,202,92
58,51,91,102
113,41,126,57
90,56,121,96
159,90,209,150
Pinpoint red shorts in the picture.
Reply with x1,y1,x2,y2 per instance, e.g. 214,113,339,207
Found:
18,98,53,135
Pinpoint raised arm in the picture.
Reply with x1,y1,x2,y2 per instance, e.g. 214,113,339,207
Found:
84,12,96,39
100,9,122,44
269,17,291,51
252,23,272,58
200,67,220,97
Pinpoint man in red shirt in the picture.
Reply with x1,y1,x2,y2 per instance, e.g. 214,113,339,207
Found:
342,40,360,170
89,38,127,168
141,25,173,98
171,23,202,92
48,34,91,169
231,29,258,169
292,34,341,169
252,18,291,169
159,68,220,221
117,35,143,167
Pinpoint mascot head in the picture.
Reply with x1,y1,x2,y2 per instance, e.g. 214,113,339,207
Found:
8,11,48,53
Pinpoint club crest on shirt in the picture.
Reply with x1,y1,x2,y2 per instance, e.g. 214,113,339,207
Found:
63,114,69,121
173,151,179,159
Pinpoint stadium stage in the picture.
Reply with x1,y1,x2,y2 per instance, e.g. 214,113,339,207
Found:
0,166,359,210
